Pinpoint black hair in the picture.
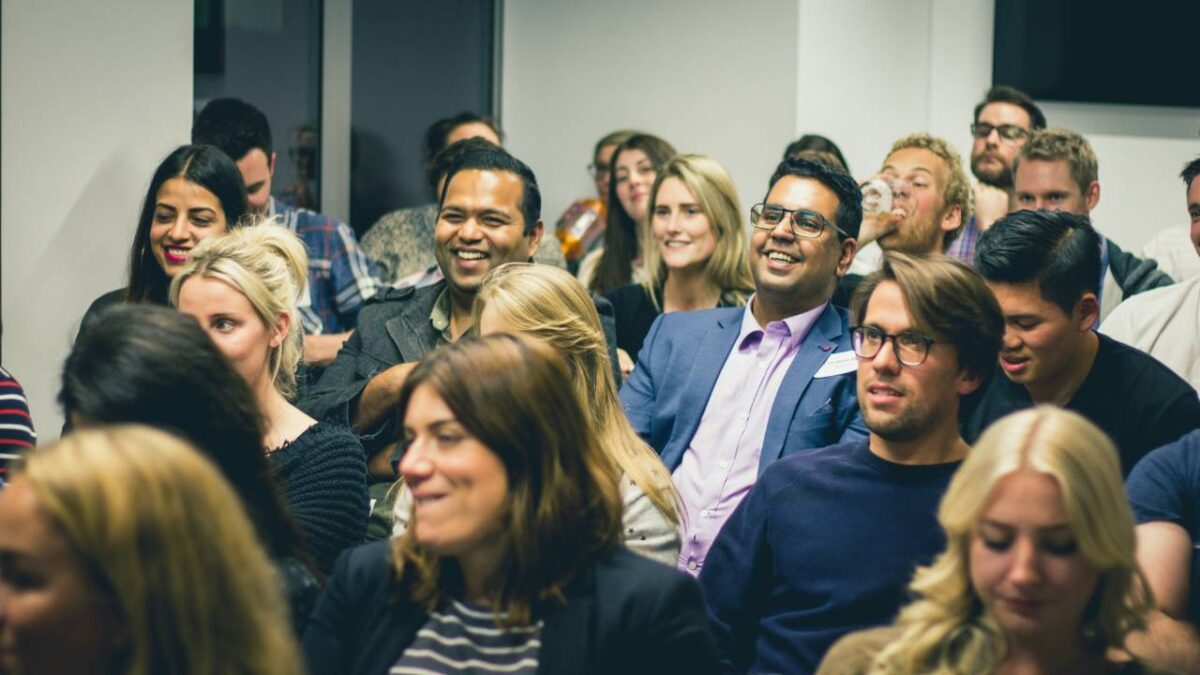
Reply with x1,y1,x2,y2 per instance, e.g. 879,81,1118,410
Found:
422,112,503,165
974,209,1101,314
766,157,864,240
1181,156,1200,192
58,305,314,571
192,97,273,160
973,85,1047,131
783,134,851,174
126,145,249,304
438,144,541,235
425,136,501,198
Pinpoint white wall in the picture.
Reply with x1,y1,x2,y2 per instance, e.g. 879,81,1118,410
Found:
795,0,1200,251
2,0,193,438
502,0,799,227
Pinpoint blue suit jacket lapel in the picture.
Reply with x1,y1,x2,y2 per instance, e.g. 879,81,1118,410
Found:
757,304,844,474
660,309,744,471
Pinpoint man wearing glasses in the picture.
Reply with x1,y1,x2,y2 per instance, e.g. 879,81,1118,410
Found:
621,157,867,578
700,252,1003,674
946,85,1047,264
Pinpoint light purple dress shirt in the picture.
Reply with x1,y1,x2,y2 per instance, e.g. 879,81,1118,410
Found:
673,298,827,576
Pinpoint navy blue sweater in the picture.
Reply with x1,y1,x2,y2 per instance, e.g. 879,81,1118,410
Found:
698,439,957,674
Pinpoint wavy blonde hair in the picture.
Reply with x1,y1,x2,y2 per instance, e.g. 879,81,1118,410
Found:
18,425,302,675
169,220,308,398
640,154,753,310
869,407,1152,674
475,263,680,525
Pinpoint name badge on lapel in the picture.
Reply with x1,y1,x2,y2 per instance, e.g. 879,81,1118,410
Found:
814,350,857,378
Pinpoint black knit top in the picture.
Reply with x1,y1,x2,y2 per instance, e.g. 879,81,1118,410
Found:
270,422,370,573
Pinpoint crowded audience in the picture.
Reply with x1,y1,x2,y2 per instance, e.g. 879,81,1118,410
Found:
6,66,1199,675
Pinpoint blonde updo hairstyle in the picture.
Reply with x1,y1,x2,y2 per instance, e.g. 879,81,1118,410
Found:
868,407,1152,674
474,263,679,524
17,425,302,675
169,220,308,398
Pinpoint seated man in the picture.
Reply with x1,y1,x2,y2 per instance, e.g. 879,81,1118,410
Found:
1102,155,1200,389
964,209,1200,473
621,157,867,578
361,112,565,285
300,144,546,472
193,98,382,366
1125,430,1200,673
1012,127,1173,320
700,252,1003,674
837,133,972,305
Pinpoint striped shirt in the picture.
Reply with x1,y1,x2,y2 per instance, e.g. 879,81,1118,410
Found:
0,367,36,477
391,600,541,675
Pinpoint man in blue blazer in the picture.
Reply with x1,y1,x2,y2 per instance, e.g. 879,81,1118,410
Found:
621,157,868,577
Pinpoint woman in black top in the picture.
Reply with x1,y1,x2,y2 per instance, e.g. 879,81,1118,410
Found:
606,154,753,376
79,144,249,330
173,222,369,573
59,304,321,634
302,335,719,675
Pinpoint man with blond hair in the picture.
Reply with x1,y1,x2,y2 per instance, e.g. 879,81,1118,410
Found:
837,133,972,304
1011,127,1173,318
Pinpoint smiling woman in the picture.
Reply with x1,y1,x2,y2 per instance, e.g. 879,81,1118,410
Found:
605,154,753,372
818,407,1157,675
302,334,720,675
74,144,249,343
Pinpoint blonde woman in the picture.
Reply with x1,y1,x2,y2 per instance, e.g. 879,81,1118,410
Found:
390,263,682,565
818,407,1158,674
605,154,753,375
0,425,302,674
172,222,368,572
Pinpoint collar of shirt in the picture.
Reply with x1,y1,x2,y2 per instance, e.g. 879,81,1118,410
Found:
737,294,827,354
430,287,453,343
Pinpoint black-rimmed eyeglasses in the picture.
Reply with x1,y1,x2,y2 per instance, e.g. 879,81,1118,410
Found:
970,122,1030,142
750,204,846,239
851,326,936,366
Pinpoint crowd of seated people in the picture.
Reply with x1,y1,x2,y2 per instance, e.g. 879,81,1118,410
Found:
5,81,1200,674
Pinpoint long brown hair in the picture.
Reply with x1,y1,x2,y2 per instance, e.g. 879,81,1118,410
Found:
390,334,623,626
589,133,676,295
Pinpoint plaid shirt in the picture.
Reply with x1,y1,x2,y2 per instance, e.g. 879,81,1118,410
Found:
945,216,979,266
270,197,382,334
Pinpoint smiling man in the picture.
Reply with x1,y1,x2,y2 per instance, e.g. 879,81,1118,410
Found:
964,209,1199,473
300,145,544,467
621,157,867,578
700,252,1002,674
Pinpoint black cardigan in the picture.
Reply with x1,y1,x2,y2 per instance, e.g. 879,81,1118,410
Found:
302,540,720,675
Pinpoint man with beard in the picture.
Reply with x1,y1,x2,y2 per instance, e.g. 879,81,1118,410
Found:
621,157,867,578
835,134,972,306
701,252,1002,674
946,86,1046,264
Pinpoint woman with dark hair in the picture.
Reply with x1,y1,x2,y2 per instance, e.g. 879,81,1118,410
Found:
59,304,321,633
78,144,249,331
579,133,677,295
303,334,718,675
784,133,851,174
